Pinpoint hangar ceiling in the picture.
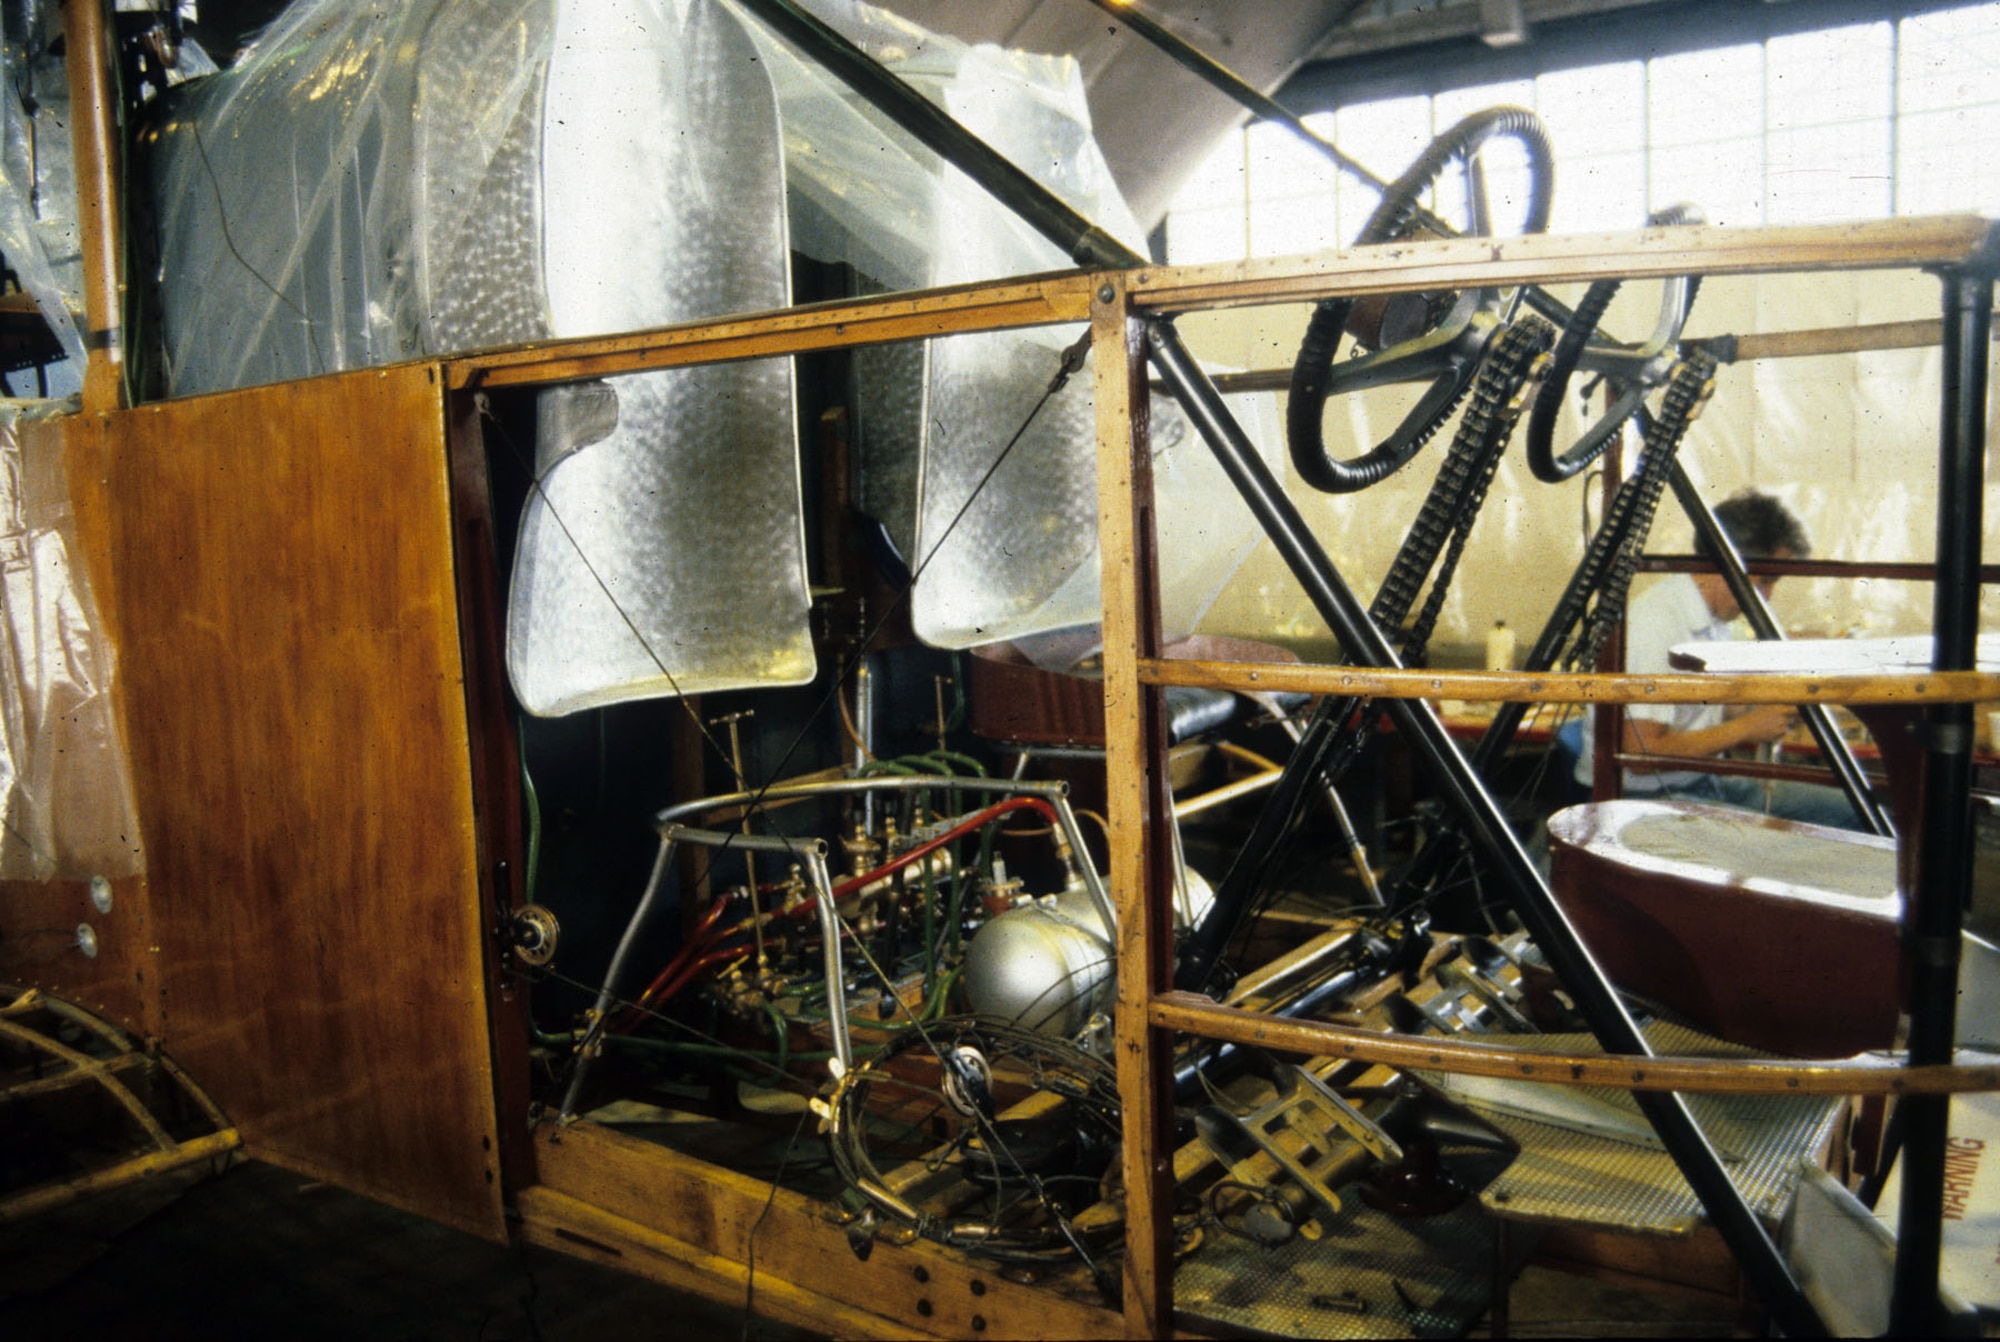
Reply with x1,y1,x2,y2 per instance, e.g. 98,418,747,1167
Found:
188,0,1685,227
842,0,1679,224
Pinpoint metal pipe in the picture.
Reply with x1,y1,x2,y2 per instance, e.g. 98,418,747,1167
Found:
1889,269,1992,1336
558,835,679,1120
1271,701,1384,905
61,0,123,411
1667,464,1893,836
653,775,1116,940
804,845,851,1071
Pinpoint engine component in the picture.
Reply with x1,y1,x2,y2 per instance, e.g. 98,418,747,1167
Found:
825,1015,1123,1267
508,904,560,968
965,867,1213,1038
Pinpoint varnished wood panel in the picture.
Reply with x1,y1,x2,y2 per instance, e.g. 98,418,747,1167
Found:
0,876,152,1030
76,366,504,1240
533,1122,1124,1340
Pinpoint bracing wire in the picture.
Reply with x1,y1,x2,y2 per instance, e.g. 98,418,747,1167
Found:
490,326,1094,921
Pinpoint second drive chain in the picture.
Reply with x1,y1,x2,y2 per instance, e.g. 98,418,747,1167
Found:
1372,314,1558,658
1566,346,1722,672
1295,315,1560,801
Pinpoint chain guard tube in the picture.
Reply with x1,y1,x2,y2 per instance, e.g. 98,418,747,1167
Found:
1288,107,1555,494
1524,202,1706,483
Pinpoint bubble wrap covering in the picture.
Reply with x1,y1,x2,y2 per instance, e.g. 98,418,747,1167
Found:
510,1,808,714
0,403,141,879
758,0,1281,648
0,7,87,370
146,0,813,715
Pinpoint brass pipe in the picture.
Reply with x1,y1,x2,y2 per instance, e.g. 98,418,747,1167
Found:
1170,766,1280,820
62,0,124,411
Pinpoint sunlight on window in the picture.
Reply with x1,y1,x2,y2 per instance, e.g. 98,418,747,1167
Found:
1244,120,1341,258
1537,62,1647,232
1767,24,1892,131
1433,80,1535,131
1769,121,1891,224
1898,6,2000,213
1163,2,2000,264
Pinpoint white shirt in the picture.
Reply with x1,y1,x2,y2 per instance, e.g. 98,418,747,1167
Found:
1575,573,1737,791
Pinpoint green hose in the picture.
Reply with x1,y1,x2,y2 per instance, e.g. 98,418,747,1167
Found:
518,720,542,905
924,750,987,777
858,759,920,777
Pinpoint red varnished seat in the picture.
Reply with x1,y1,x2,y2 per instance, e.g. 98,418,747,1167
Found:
1548,799,1901,1057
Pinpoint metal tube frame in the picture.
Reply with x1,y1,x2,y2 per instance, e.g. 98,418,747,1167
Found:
1889,269,1993,1334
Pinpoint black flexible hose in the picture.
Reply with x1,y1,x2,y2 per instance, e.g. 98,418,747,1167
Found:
1288,107,1555,494
1524,203,1704,482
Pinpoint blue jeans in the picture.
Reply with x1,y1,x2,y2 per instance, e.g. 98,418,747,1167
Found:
1653,772,1870,832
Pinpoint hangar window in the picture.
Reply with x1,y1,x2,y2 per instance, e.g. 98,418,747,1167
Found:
1166,2,2000,264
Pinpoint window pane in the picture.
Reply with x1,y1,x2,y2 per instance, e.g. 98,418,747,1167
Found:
1334,179,1385,245
1767,23,1891,131
1440,130,1543,235
1250,194,1342,259
1170,127,1245,212
1537,61,1644,159
1651,45,1763,146
1334,95,1435,188
1166,206,1245,265
1553,152,1649,233
1329,95,1433,243
1652,136,1763,227
1899,106,2000,215
1433,79,1537,132
1245,120,1340,205
1901,6,2000,115
1768,121,1891,223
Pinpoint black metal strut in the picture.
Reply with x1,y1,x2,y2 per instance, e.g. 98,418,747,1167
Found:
1179,316,1555,992
724,1,1826,1331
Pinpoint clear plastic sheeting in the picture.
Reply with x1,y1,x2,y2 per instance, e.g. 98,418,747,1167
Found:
743,0,1276,648
148,0,564,391
148,0,815,713
508,0,809,714
0,402,142,880
0,6,84,369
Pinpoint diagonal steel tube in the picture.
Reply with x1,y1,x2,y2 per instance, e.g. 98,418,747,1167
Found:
1890,268,1993,1335
1667,462,1894,835
727,0,1824,1329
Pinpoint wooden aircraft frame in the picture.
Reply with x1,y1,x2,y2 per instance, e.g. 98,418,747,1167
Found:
5,97,2000,1329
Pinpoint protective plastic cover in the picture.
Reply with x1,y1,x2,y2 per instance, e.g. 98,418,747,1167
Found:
757,0,1278,649
146,0,814,714
507,1,809,714
0,11,85,370
0,403,142,879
